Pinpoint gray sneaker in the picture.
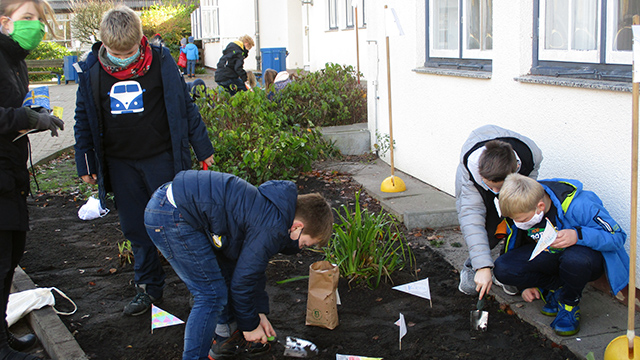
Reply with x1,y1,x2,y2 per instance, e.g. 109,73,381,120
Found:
458,262,478,296
492,275,518,296
123,285,161,316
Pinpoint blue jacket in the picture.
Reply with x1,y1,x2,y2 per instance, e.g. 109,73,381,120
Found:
171,170,300,332
504,178,629,295
181,43,199,61
73,42,214,206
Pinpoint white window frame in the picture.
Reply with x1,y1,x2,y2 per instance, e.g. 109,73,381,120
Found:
428,0,492,60
195,0,220,40
328,0,338,29
606,0,632,64
462,0,492,59
346,0,355,28
538,0,601,64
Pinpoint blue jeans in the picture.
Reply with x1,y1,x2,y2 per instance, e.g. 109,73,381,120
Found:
217,78,247,96
187,60,196,75
106,150,175,299
145,183,228,360
494,243,604,305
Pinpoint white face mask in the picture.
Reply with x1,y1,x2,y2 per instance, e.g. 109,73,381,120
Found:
514,210,544,230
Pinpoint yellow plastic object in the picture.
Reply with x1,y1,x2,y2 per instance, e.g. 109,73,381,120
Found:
380,175,406,193
604,335,640,360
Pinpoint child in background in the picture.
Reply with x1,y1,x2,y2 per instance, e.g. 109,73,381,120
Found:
214,34,254,95
181,36,199,78
144,170,334,360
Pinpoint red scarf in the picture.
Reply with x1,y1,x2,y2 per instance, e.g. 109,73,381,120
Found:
99,36,153,80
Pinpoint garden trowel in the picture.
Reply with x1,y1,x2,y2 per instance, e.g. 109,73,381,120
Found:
470,298,489,331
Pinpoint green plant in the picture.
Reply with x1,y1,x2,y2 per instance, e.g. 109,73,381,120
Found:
324,191,415,289
118,240,133,265
451,242,462,248
277,63,366,127
140,4,195,47
32,151,97,198
374,131,393,157
429,239,444,247
26,41,71,82
70,0,115,45
196,86,338,184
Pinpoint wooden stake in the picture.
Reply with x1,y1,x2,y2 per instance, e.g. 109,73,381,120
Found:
385,6,395,180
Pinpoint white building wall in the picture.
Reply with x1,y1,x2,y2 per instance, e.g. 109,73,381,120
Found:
367,0,637,277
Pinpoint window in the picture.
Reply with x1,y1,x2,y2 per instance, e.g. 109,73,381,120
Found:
346,1,355,28
193,0,220,40
532,0,637,81
328,0,338,29
425,0,493,71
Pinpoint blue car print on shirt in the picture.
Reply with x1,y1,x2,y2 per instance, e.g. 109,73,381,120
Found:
109,81,145,114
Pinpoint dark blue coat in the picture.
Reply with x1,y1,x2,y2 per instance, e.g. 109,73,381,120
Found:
73,42,214,206
171,170,300,332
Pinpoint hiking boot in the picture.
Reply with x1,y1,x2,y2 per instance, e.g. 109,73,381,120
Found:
551,302,580,336
208,330,270,359
7,332,36,352
0,343,43,360
458,263,478,296
539,288,559,317
123,285,161,316
492,275,518,296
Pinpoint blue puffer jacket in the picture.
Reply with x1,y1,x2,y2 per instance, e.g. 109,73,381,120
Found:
73,42,214,206
171,170,300,332
504,178,629,295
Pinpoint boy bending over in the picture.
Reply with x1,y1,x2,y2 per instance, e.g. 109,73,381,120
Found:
144,170,333,360
494,174,628,336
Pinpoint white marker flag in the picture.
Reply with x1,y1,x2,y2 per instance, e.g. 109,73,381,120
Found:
151,305,185,334
393,278,431,300
395,313,407,342
384,7,404,37
633,25,640,83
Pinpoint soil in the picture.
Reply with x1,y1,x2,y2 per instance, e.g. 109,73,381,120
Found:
19,157,579,360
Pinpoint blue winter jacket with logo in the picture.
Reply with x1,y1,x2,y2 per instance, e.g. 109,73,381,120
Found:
171,170,300,332
504,178,629,295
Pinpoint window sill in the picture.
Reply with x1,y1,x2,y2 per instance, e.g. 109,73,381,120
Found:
413,67,491,79
515,75,631,92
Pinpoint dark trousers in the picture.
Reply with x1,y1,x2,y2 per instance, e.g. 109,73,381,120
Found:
0,230,26,343
494,243,604,305
217,78,247,96
106,151,175,299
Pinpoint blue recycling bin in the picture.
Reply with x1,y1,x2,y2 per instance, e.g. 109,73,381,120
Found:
261,47,287,74
63,55,78,84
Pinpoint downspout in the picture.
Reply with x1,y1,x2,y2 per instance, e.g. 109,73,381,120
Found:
255,0,261,71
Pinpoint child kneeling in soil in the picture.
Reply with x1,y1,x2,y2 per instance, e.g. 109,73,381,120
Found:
144,170,333,360
494,174,628,336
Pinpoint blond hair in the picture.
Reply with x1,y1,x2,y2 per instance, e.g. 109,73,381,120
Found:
239,34,254,48
498,173,545,218
295,193,333,247
99,5,142,51
246,71,257,88
1,0,57,36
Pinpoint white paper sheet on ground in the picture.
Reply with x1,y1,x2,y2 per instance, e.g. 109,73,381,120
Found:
633,25,640,82
151,305,184,333
393,278,430,300
528,218,558,261
336,355,382,360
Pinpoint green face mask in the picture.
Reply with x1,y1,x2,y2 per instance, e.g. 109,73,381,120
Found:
10,20,45,51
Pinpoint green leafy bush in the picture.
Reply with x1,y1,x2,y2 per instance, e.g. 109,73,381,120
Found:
141,4,194,50
277,63,366,127
26,41,71,82
196,87,338,184
324,191,415,289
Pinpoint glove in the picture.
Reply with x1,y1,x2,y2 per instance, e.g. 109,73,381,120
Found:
25,107,64,137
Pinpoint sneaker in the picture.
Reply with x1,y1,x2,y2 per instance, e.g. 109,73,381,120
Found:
539,288,560,316
492,275,518,296
208,330,270,359
551,302,580,336
458,263,478,296
123,286,161,316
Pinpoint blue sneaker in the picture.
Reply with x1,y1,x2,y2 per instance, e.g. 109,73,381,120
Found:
539,288,559,317
551,302,580,336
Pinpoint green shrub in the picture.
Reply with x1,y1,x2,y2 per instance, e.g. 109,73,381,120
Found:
196,87,338,184
141,4,194,49
26,41,71,82
277,63,366,127
324,191,415,289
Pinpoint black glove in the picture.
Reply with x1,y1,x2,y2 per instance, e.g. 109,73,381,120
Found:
25,107,64,137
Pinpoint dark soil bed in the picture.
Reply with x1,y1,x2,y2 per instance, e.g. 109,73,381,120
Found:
20,161,578,360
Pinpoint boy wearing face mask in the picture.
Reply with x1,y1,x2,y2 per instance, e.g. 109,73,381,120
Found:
0,0,62,359
73,5,214,317
494,173,629,336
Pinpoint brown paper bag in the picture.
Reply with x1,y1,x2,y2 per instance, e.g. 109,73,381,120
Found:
306,261,339,329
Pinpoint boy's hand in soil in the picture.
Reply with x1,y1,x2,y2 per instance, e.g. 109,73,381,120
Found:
81,174,98,185
474,267,492,299
244,314,275,344
521,288,540,302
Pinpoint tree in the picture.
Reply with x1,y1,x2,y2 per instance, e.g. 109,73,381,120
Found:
70,0,115,45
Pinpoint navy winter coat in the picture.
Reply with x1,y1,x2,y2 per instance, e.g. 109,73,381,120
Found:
73,42,214,206
171,170,300,332
214,41,249,83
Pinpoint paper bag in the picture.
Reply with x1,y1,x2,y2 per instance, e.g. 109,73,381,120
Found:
306,261,339,329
